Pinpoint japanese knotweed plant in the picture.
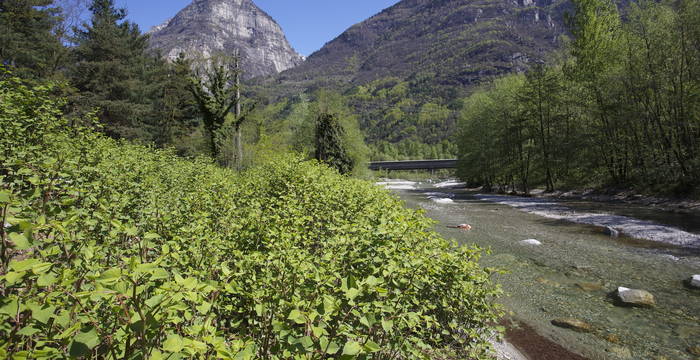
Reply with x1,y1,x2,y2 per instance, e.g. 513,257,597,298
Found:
0,73,502,359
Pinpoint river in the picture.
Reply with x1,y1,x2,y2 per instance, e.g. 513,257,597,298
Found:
380,179,700,360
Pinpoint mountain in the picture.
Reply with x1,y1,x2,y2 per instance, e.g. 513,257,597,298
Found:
255,0,571,159
148,0,304,79
274,0,568,89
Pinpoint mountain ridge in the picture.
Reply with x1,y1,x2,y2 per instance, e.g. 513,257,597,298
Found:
148,0,304,79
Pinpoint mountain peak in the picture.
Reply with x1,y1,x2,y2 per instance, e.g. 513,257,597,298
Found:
148,0,303,79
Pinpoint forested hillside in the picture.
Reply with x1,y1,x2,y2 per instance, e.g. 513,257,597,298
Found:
253,0,570,160
457,0,700,195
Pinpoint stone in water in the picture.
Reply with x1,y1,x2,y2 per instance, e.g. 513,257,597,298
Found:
687,275,700,289
551,318,593,333
615,287,656,307
520,239,542,246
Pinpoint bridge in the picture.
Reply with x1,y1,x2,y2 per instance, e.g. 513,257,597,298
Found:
368,159,458,171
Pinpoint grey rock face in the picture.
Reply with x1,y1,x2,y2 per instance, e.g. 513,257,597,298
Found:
148,0,304,79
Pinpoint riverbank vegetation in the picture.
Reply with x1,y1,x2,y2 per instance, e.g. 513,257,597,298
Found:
457,0,700,196
0,74,501,358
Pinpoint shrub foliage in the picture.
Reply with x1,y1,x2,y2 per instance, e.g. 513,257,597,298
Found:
0,75,500,359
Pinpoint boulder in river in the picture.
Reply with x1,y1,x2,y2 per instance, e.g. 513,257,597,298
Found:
519,239,542,246
685,275,700,289
551,318,593,333
614,287,656,307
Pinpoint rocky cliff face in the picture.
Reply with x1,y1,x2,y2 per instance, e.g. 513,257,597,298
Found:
148,0,304,79
275,0,569,88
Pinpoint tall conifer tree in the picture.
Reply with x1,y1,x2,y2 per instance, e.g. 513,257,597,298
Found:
70,0,152,141
0,0,65,79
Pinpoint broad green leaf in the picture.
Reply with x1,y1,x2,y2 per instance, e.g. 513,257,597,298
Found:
37,273,57,287
0,191,10,203
363,341,381,353
5,271,25,285
381,319,394,332
97,268,122,285
9,232,31,250
29,303,56,324
234,343,255,360
287,309,305,324
31,262,52,275
345,288,360,301
342,341,362,356
69,327,99,357
9,258,39,272
0,298,19,316
17,326,40,336
163,334,184,353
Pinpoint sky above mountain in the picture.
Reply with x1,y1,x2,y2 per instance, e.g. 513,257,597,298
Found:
117,0,400,56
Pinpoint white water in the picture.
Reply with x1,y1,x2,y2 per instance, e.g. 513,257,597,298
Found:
375,180,417,190
434,179,466,188
476,194,700,248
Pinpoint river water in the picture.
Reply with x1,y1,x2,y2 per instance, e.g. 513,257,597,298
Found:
381,180,700,360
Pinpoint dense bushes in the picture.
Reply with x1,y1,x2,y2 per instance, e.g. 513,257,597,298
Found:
0,76,500,359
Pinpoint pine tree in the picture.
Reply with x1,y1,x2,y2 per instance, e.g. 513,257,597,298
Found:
315,113,354,175
0,0,66,79
70,0,153,141
148,53,198,147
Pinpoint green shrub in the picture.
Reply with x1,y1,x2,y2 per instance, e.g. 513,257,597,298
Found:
0,74,501,359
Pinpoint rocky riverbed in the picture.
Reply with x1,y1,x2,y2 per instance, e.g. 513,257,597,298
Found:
379,179,700,360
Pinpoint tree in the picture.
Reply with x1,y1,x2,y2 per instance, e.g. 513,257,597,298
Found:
0,0,66,79
189,52,253,167
70,0,154,141
148,53,198,147
520,64,566,192
315,113,354,175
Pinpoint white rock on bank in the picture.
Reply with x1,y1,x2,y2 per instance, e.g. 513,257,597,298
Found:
616,287,656,307
689,275,700,289
519,239,542,246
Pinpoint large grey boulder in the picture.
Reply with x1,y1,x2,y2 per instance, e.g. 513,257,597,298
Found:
615,287,656,307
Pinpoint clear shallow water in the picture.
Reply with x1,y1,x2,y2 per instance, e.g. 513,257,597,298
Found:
382,180,700,360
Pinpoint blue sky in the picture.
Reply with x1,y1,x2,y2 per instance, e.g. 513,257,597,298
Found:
117,0,400,56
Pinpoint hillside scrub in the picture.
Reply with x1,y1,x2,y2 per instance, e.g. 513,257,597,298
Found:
0,75,501,359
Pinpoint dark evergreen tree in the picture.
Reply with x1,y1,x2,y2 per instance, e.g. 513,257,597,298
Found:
70,0,153,141
148,53,198,147
0,0,66,79
315,113,354,175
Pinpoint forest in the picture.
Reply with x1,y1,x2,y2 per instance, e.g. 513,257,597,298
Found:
457,0,700,196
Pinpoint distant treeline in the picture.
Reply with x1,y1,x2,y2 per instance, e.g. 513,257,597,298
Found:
457,0,700,196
